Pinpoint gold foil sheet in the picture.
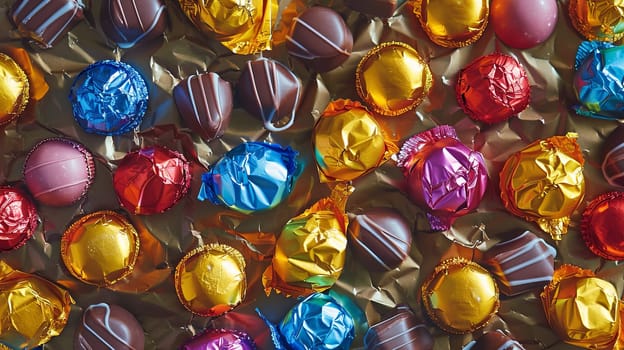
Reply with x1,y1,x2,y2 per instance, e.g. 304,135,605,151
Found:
1,0,624,349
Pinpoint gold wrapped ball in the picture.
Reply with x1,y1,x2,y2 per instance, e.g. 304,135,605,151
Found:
569,0,624,42
414,0,489,47
0,53,29,127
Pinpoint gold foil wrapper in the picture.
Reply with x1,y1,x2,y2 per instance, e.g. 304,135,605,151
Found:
355,42,432,116
0,261,73,349
61,210,140,287
178,0,278,54
569,0,624,42
541,265,620,349
174,243,247,317
0,52,28,127
499,133,585,241
413,0,489,47
421,257,499,334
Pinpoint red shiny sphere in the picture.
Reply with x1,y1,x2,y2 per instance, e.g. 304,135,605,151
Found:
581,192,624,260
492,0,558,49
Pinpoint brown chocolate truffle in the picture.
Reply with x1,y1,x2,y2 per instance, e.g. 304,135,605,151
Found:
365,306,433,350
173,72,232,141
237,58,302,132
10,0,84,49
465,330,525,350
346,0,399,18
482,231,556,296
602,124,624,187
347,208,412,271
74,303,145,350
100,0,167,49
286,6,353,72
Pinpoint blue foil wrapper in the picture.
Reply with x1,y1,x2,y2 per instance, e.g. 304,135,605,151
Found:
69,60,148,135
573,41,624,120
198,142,299,213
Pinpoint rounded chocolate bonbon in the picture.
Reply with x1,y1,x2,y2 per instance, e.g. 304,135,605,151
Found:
602,124,624,187
10,0,84,48
491,0,558,49
61,211,140,287
0,186,38,252
100,0,167,48
364,306,433,350
113,146,191,215
69,60,148,135
581,191,624,260
174,244,246,317
465,330,526,350
74,303,145,350
181,329,256,350
173,72,233,141
421,257,499,334
23,138,95,207
347,208,412,271
569,0,624,42
238,58,302,132
456,53,530,124
0,53,29,127
286,6,353,72
414,0,489,47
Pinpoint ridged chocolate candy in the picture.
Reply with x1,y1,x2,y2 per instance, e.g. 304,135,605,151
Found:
74,303,145,350
347,208,412,271
364,306,433,350
174,72,232,141
10,0,84,48
100,0,167,48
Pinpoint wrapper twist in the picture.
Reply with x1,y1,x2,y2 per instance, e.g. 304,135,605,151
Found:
396,125,488,231
198,142,299,214
499,133,585,240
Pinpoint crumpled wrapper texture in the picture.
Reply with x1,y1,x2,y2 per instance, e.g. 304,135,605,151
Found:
2,0,624,349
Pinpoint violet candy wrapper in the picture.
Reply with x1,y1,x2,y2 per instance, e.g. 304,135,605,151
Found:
181,328,256,350
396,125,488,231
198,142,299,214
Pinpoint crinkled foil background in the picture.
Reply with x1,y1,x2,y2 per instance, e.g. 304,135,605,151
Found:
0,0,621,349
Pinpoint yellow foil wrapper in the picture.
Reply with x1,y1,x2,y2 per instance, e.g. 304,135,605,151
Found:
263,197,348,297
569,0,624,42
421,257,499,334
414,0,489,48
0,261,74,349
0,52,29,127
499,133,585,241
313,99,397,182
355,42,432,116
60,211,140,287
541,265,620,349
178,0,278,54
174,243,247,317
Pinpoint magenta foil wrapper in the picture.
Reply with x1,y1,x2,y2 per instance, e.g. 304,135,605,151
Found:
396,125,488,231
181,328,257,350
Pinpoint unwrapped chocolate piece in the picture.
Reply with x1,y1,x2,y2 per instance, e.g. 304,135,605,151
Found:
569,0,624,42
0,53,29,127
602,124,624,187
10,0,84,48
499,133,585,240
0,186,38,252
364,306,433,350
396,125,488,231
541,265,620,349
581,191,624,260
74,303,145,350
181,328,256,350
100,0,167,48
414,0,489,47
0,261,73,349
464,330,525,350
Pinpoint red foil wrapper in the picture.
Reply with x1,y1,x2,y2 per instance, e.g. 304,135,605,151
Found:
0,186,37,251
113,145,191,215
456,53,530,124
581,191,624,260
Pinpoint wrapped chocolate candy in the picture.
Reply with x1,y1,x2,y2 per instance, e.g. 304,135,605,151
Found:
541,265,620,349
0,261,73,348
414,0,489,47
263,196,348,297
75,303,145,350
573,41,624,120
0,186,38,252
481,231,556,296
464,330,525,350
173,72,233,141
182,329,256,350
499,133,585,240
286,6,353,72
174,244,247,317
355,42,432,116
198,142,299,214
314,99,396,182
581,191,624,260
178,0,277,54
100,0,167,48
0,53,29,128
69,60,149,135
491,0,558,49
602,124,624,187
61,211,140,287
456,53,530,124
396,125,488,231
113,146,192,215
238,58,302,132
23,138,95,207
364,306,433,350
569,0,624,42
10,0,84,48
421,257,499,334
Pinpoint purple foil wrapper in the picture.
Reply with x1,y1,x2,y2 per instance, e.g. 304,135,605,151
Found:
181,328,257,350
396,125,488,231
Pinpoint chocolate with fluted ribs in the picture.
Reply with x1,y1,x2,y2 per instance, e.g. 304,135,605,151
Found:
10,0,84,48
364,306,433,350
100,0,167,48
